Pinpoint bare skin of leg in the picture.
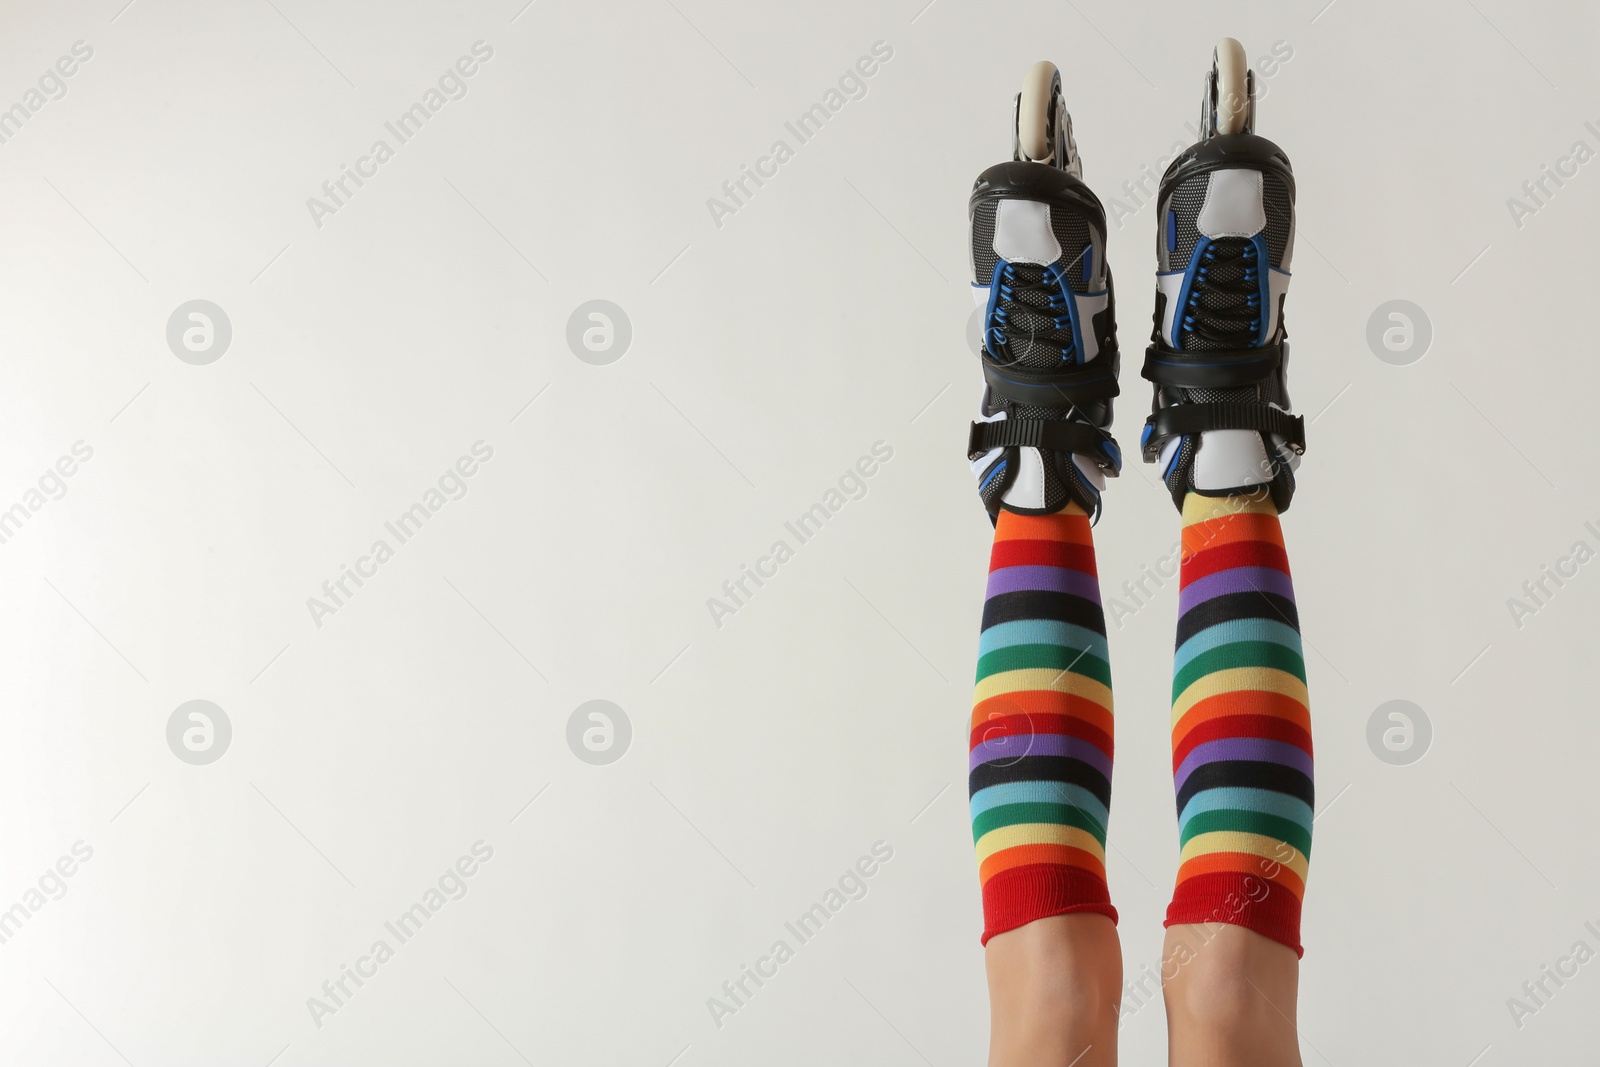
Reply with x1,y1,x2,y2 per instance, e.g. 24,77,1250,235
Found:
985,913,1122,1067
1162,923,1303,1067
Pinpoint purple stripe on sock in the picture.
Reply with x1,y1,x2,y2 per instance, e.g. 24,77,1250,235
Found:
1173,738,1313,794
970,732,1114,779
1179,566,1296,613
986,565,1102,602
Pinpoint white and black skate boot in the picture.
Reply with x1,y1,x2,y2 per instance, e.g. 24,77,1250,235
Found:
1140,38,1307,512
968,61,1122,522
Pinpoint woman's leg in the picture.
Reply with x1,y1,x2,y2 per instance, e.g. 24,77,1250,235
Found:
1162,923,1301,1067
1162,491,1312,1066
1137,40,1313,1062
971,506,1121,1066
988,915,1121,1067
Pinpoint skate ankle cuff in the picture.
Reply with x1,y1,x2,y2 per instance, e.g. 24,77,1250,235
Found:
1140,402,1305,463
968,419,1121,474
1142,340,1285,390
980,348,1121,410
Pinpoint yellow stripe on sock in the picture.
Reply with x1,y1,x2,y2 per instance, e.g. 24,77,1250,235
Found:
974,668,1114,712
1177,830,1309,883
1171,667,1308,727
975,822,1107,867
1182,491,1281,525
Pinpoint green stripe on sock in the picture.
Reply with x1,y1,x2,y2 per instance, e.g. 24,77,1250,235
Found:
1171,640,1306,700
976,643,1112,688
972,801,1108,845
1178,807,1312,858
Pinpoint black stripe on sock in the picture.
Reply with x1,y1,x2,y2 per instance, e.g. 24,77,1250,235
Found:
1175,759,1314,813
982,590,1106,636
970,756,1112,809
1176,591,1299,648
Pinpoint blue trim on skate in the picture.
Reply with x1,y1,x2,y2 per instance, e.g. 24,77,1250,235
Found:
1100,437,1121,470
1142,422,1182,479
1172,238,1209,350
1251,233,1271,347
1164,438,1186,481
1166,209,1177,252
978,459,1007,493
984,260,1006,356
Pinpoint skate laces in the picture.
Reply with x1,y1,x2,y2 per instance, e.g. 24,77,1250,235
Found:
1180,239,1261,350
991,262,1076,369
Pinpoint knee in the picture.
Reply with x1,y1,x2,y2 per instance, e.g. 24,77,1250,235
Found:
1161,923,1299,1027
988,913,1123,1020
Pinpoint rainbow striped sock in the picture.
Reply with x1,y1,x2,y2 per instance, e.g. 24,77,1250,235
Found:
1166,491,1313,955
970,506,1117,944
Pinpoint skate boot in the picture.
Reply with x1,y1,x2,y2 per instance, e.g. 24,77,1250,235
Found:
967,61,1122,522
1140,38,1306,512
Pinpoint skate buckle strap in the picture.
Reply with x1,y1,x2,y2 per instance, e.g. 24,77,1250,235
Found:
968,418,1122,473
981,348,1121,409
1142,341,1285,389
1140,401,1306,461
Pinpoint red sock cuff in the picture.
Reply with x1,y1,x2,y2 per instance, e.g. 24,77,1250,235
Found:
981,864,1117,945
1165,871,1304,957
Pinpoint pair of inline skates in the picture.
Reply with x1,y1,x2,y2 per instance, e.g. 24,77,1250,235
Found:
967,39,1305,521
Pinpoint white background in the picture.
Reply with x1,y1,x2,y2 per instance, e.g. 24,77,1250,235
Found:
1,1,1597,1064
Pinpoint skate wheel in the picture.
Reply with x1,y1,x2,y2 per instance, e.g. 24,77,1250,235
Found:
1212,37,1250,135
1015,61,1059,164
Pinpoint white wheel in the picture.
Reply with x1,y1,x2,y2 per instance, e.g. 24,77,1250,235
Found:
1213,37,1250,135
1015,61,1058,163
